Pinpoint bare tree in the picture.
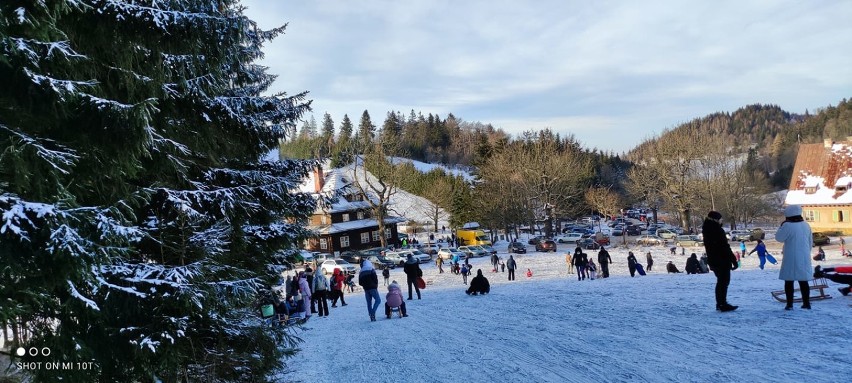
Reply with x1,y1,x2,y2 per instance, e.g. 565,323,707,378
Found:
349,142,401,249
584,186,622,229
419,179,451,232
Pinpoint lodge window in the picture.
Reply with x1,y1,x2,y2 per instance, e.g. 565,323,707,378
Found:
319,238,328,250
357,211,365,220
361,232,370,243
804,210,819,222
342,213,350,222
805,186,817,194
385,231,392,239
320,215,327,225
340,236,350,248
834,210,846,222
372,231,380,241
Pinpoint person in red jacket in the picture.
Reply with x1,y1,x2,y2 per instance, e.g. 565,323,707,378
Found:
330,268,348,307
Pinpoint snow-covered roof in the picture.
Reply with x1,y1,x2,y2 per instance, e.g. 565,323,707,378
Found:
308,216,407,235
786,140,852,206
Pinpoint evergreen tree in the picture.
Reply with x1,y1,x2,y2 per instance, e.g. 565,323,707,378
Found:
357,110,374,149
1,2,314,382
338,114,353,145
380,111,401,153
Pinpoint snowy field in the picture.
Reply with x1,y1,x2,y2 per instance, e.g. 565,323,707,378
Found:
279,240,852,383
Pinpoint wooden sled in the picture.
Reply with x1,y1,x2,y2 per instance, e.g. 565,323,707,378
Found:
771,278,833,303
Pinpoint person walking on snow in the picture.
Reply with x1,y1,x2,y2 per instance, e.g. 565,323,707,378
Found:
702,211,739,312
565,252,574,274
775,205,814,310
460,263,469,284
436,256,444,274
627,252,638,277
646,251,654,272
490,252,499,272
507,255,517,281
740,241,747,257
598,247,612,278
403,254,422,300
358,260,381,322
748,239,776,270
574,246,587,280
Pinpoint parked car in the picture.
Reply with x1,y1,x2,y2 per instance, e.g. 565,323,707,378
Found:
458,245,489,258
438,247,467,260
813,232,831,246
535,239,557,252
418,243,441,255
339,250,362,266
674,235,703,247
656,229,678,239
729,230,752,242
593,233,611,246
636,235,666,246
480,244,498,255
408,249,432,263
507,241,527,254
320,259,358,275
624,225,642,236
579,238,600,250
365,255,396,269
555,233,584,244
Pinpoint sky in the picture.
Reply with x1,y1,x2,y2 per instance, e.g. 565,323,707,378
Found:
272,231,852,382
243,0,852,154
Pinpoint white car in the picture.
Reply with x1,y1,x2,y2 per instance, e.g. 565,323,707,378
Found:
320,259,358,276
437,248,467,260
555,233,584,244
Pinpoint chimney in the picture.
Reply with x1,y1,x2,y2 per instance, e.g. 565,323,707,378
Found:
313,165,324,193
824,138,833,148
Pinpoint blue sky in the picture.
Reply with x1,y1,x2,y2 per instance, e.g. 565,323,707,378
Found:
243,0,852,153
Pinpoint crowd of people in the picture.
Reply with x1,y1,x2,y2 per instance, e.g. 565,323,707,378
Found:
261,206,851,324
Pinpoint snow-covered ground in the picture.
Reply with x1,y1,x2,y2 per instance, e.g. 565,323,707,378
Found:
279,239,852,383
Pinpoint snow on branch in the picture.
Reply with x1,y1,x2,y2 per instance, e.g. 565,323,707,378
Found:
94,0,228,32
23,68,98,99
1,124,80,174
2,38,88,66
68,280,100,311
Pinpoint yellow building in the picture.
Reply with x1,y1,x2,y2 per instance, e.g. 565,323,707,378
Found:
785,138,852,235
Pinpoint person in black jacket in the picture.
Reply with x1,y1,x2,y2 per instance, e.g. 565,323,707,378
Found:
466,269,491,295
358,260,381,322
598,247,612,278
685,254,701,274
574,247,587,280
403,254,422,300
702,211,739,312
627,252,638,277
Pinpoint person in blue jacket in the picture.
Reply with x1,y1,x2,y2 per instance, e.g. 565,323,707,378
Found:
748,239,776,270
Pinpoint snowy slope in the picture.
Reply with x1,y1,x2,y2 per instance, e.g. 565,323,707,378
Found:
276,238,852,383
389,156,474,182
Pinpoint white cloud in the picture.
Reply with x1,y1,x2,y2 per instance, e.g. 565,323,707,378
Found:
243,0,852,153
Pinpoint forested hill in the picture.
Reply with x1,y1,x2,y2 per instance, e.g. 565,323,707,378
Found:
627,99,852,188
629,104,802,156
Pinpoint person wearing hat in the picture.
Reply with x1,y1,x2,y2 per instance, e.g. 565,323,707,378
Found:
775,205,814,310
702,211,739,312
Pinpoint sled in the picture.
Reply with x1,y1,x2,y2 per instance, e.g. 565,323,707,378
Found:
766,254,778,264
416,277,427,289
635,263,647,276
770,277,832,303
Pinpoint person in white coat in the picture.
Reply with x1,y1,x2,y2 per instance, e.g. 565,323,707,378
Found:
775,205,814,310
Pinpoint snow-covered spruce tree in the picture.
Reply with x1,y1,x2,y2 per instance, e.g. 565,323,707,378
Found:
0,1,314,382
